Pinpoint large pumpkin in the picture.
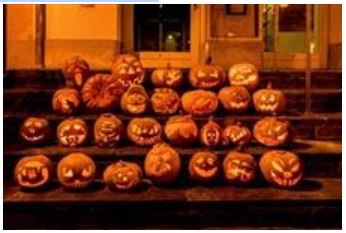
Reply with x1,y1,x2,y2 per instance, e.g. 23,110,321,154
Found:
253,83,287,115
144,143,181,184
127,118,162,146
120,85,149,115
189,151,219,182
223,152,256,185
260,150,303,188
222,122,252,147
151,64,183,88
228,63,259,91
20,117,51,145
52,88,80,115
62,56,90,90
57,118,88,147
94,113,123,147
200,118,222,147
151,88,180,115
182,90,218,116
218,86,251,113
164,115,198,146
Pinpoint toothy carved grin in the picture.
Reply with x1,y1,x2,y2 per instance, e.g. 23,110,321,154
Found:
230,101,248,109
130,123,161,146
258,103,279,111
271,171,302,187
229,129,249,143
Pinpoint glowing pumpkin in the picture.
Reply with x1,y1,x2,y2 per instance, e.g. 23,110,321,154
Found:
253,83,287,115
120,85,149,115
164,115,198,146
228,63,259,91
182,90,218,116
57,118,88,147
127,118,162,146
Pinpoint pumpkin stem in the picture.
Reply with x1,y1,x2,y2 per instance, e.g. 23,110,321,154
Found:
205,56,212,65
208,116,214,122
166,62,171,69
267,82,273,89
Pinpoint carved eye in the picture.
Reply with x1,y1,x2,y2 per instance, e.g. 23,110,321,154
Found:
271,160,284,173
82,166,93,178
62,168,74,178
34,121,43,128
269,94,276,102
197,70,206,77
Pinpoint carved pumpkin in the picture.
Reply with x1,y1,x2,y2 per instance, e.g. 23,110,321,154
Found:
253,83,287,115
181,90,218,116
14,155,53,189
151,64,183,88
253,117,290,147
57,153,96,190
94,113,123,147
57,118,88,147
111,54,144,88
228,63,259,91
120,85,149,115
20,117,51,145
127,118,162,146
189,151,219,182
144,143,181,184
103,161,143,191
81,74,125,112
218,86,251,113
200,118,222,147
151,88,180,115
164,115,198,146
223,152,256,185
52,88,80,115
62,56,90,89
222,122,252,147
260,150,303,188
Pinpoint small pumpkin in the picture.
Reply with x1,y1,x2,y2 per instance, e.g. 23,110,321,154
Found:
182,90,218,116
103,161,143,191
57,153,96,190
228,63,259,91
253,83,287,115
62,56,90,89
260,150,303,188
52,88,80,115
164,115,198,146
57,118,88,147
223,152,256,185
189,151,219,182
127,118,162,146
253,117,290,147
222,122,252,147
14,155,53,190
111,54,144,88
144,143,181,184
120,85,149,115
151,88,180,115
218,86,251,113
151,64,183,88
20,117,51,145
200,118,222,147
94,113,123,147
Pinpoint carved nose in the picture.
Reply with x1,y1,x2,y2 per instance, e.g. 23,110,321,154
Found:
283,171,292,179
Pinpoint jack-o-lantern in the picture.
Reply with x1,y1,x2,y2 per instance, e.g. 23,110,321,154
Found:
222,122,252,147
228,63,259,91
103,161,143,191
52,88,80,115
218,86,251,113
94,114,123,147
151,64,183,88
20,117,51,145
200,118,222,147
111,54,144,88
253,117,290,147
120,85,149,115
164,115,198,146
57,153,96,190
253,83,287,115
151,88,180,115
14,155,53,190
57,118,88,147
127,118,162,146
145,143,181,184
223,152,256,185
189,151,219,182
81,74,125,112
62,56,90,89
260,150,303,188
182,90,218,116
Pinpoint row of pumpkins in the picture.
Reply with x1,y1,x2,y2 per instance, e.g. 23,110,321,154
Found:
15,145,303,191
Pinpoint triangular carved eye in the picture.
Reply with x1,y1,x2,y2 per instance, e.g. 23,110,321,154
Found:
63,168,74,178
82,166,93,178
290,160,301,173
197,70,206,78
271,160,284,173
210,70,218,78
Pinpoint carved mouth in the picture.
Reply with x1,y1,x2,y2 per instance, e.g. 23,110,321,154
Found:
230,101,248,109
271,171,302,187
113,173,135,190
204,130,219,145
232,74,257,85
21,133,45,142
127,104,146,114
17,164,49,187
229,129,249,143
131,124,161,145
258,103,279,111
194,166,218,179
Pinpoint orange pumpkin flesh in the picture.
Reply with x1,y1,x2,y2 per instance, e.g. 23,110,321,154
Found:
57,118,88,147
228,63,259,91
94,113,123,147
189,62,226,89
189,151,219,182
164,115,198,146
127,118,162,146
218,86,250,113
223,152,256,185
151,64,183,88
253,83,287,115
182,90,218,116
222,122,252,147
52,88,80,115
120,85,149,115
151,88,180,115
20,117,51,145
200,118,222,147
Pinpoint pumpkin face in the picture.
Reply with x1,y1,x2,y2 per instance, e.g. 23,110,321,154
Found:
94,114,123,147
218,86,250,113
253,117,290,147
151,88,180,115
189,152,219,182
200,118,222,147
57,153,96,190
144,143,181,184
81,74,125,112
260,150,303,188
127,118,162,146
222,123,252,147
57,118,88,147
253,83,287,115
120,85,149,115
151,66,183,88
15,155,53,189
182,90,218,116
63,56,90,89
164,115,198,146
111,54,144,88
228,63,258,91
52,88,80,115
223,152,256,184
189,64,226,89
20,117,51,145
103,161,143,191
